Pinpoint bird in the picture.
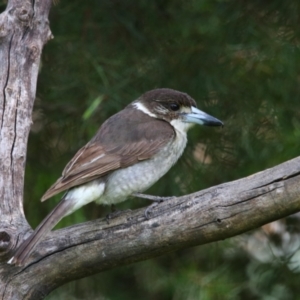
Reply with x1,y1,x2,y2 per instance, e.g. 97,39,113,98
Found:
8,88,223,266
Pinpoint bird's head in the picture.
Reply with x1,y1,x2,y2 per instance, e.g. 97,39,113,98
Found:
133,88,223,133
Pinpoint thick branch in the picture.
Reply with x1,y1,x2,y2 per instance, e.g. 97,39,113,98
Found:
0,0,52,221
3,155,300,299
0,0,52,299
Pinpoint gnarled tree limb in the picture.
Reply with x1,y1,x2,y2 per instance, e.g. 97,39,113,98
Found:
0,0,52,299
3,156,300,299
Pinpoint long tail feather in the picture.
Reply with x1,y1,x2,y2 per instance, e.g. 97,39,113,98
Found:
8,198,72,266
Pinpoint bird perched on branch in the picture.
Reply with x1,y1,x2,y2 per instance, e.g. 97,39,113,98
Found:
8,88,223,266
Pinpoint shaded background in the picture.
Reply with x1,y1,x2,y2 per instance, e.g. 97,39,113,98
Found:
2,0,300,299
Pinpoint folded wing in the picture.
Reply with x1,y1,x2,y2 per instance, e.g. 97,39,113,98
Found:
41,134,174,201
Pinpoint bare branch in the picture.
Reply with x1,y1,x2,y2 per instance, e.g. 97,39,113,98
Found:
3,156,300,299
0,0,52,299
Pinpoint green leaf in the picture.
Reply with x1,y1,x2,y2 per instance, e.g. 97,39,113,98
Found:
82,95,103,120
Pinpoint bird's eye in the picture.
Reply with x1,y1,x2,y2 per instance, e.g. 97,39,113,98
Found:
169,103,180,111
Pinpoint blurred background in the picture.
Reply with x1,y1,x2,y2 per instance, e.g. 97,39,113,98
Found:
2,0,300,299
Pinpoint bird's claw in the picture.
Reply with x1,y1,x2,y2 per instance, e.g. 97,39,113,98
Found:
106,209,131,224
144,202,160,219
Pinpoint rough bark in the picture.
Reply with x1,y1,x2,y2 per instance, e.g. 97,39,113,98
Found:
1,1,300,299
3,155,300,299
0,0,52,299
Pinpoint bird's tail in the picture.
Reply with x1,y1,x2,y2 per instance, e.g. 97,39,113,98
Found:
7,197,72,266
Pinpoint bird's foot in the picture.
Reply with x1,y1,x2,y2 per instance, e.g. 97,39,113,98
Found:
132,193,174,202
132,193,176,219
106,204,131,224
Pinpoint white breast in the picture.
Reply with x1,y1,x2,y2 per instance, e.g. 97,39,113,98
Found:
98,128,188,205
66,120,190,209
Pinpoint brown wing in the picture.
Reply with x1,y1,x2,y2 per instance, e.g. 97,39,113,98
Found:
41,106,175,202
41,132,174,202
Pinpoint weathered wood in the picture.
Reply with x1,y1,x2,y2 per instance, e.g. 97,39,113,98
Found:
0,0,52,299
2,156,300,299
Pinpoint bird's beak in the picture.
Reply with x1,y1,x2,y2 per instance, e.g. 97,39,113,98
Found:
183,106,223,127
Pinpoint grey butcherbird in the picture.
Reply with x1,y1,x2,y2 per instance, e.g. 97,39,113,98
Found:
8,88,223,266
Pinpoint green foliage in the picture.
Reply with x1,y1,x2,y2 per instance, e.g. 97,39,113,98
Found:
21,0,300,298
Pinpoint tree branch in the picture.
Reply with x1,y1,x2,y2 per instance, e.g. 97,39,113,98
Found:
0,0,52,299
3,156,300,299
